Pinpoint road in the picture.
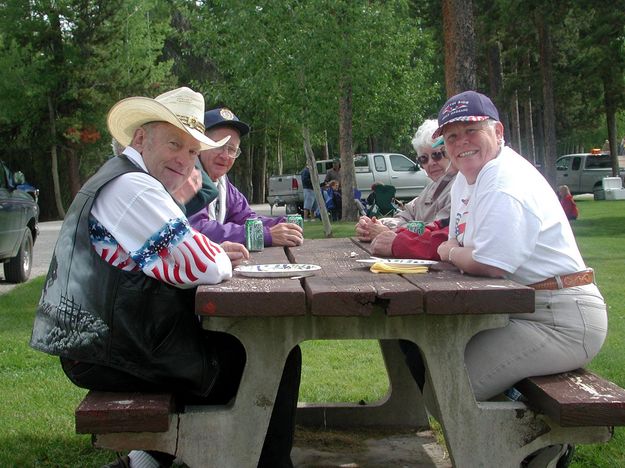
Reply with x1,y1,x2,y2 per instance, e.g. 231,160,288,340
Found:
0,204,279,296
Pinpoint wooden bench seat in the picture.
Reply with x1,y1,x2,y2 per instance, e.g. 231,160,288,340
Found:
517,368,625,427
75,391,175,434
73,370,625,467
75,369,625,435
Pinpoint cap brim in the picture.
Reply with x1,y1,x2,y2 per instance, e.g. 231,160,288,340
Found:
432,115,491,139
107,97,230,151
209,120,250,137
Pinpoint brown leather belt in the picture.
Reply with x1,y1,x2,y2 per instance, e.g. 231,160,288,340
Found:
529,269,594,290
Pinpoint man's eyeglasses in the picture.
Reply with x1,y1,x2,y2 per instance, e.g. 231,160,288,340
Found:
417,150,445,166
218,144,242,159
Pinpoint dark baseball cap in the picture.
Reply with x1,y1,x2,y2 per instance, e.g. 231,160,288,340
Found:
432,91,499,138
203,107,250,137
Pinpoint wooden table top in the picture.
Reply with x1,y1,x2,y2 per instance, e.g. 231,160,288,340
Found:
196,237,534,318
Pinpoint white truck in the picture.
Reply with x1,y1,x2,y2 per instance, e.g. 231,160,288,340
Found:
267,152,431,214
556,152,625,199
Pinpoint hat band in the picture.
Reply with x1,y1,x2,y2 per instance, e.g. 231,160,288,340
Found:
176,114,205,133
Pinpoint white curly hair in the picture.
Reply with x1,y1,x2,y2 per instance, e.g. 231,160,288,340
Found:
411,119,440,153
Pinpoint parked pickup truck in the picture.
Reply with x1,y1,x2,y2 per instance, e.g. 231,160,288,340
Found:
267,152,431,214
556,152,625,198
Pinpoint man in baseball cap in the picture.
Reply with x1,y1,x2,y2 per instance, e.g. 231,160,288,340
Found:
189,107,304,247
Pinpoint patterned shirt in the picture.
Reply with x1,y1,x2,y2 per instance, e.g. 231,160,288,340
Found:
89,148,232,288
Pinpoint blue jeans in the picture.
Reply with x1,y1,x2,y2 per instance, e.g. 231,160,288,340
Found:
303,188,317,211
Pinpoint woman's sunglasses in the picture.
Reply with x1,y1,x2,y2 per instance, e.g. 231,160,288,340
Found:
417,150,446,166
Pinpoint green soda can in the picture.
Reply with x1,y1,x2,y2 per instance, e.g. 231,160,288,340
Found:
245,218,264,252
407,220,426,235
286,214,304,230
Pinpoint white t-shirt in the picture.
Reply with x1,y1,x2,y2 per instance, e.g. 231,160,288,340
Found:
449,146,585,285
90,148,232,288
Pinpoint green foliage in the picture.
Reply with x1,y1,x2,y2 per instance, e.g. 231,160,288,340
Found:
1,0,623,216
475,0,625,156
0,0,175,218
184,0,441,175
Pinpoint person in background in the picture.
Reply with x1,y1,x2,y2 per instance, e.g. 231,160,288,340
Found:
188,108,303,247
301,164,317,221
316,179,341,221
425,90,605,465
324,158,341,184
355,119,458,257
558,185,579,220
30,87,301,468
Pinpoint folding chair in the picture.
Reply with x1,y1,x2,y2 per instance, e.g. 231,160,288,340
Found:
366,184,398,217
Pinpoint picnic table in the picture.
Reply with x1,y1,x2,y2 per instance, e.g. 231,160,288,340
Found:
190,237,540,467
83,237,619,467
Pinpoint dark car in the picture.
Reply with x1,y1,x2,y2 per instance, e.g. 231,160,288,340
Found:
0,160,39,282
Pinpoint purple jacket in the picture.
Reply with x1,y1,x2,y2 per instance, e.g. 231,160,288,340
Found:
188,176,285,246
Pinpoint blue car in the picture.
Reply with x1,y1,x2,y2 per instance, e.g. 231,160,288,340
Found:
0,161,39,283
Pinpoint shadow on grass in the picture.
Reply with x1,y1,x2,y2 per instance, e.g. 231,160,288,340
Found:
0,434,112,467
572,216,625,237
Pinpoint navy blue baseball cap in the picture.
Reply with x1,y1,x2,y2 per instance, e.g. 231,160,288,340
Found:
203,107,250,137
432,91,500,138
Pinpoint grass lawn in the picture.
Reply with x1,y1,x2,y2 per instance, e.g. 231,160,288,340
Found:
1,199,624,467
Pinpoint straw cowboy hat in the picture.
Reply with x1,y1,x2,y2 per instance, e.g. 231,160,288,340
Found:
107,87,230,151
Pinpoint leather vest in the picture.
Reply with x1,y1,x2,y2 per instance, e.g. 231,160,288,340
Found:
30,157,218,397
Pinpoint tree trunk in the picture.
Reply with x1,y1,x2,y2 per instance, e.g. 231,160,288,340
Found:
303,127,332,236
487,41,508,134
277,126,283,175
524,93,536,165
523,53,537,165
259,134,268,204
241,145,253,200
67,147,81,197
338,75,358,222
48,95,65,219
534,105,545,167
442,0,477,96
323,130,330,160
603,79,619,176
511,90,522,155
537,14,557,186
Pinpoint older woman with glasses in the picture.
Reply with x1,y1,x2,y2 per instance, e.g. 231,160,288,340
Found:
189,108,303,247
355,119,458,248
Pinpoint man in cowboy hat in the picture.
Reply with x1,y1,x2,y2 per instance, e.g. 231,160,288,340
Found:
188,107,303,247
30,87,301,468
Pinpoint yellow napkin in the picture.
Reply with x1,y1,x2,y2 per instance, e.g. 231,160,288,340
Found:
370,262,429,274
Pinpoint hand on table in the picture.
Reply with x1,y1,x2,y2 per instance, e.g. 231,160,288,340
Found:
370,230,397,257
221,241,250,266
355,216,390,242
270,223,304,247
437,239,460,263
172,168,202,205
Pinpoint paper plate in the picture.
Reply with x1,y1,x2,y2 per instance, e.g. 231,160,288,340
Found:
356,258,437,266
234,264,321,278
